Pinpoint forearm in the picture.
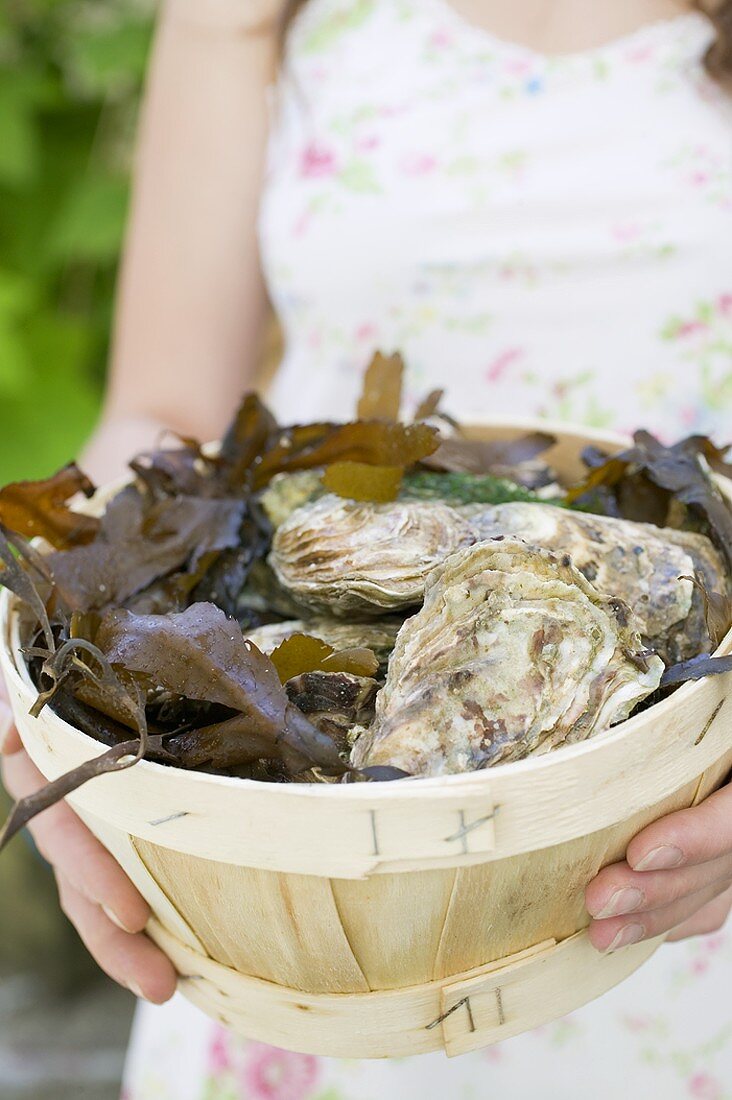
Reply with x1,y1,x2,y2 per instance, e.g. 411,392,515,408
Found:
78,412,171,485
101,0,279,460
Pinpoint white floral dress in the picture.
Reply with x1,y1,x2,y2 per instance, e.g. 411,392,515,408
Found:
123,3,732,1098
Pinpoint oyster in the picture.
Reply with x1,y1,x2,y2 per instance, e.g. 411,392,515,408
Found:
259,470,322,528
286,671,379,748
247,618,402,672
269,495,474,616
236,559,314,622
351,539,664,777
466,502,727,663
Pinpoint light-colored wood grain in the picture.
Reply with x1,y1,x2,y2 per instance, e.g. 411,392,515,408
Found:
76,809,207,955
437,929,666,1058
135,842,369,992
431,778,700,980
329,868,458,990
2,419,731,1057
147,917,662,1059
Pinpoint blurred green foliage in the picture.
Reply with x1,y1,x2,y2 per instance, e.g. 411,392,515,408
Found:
0,0,153,482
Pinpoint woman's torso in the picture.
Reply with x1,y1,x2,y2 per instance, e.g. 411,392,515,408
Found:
125,7,732,1099
259,0,732,438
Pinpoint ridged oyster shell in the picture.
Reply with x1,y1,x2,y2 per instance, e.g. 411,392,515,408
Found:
269,495,474,615
465,503,725,663
351,539,664,777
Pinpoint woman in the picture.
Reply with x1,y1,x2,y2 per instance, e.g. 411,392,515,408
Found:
2,0,732,1096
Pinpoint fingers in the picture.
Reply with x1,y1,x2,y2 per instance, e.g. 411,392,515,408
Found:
2,747,152,934
666,885,732,942
0,673,177,1004
586,786,732,952
626,782,732,871
586,855,732,921
588,879,732,952
55,873,177,1004
0,675,21,755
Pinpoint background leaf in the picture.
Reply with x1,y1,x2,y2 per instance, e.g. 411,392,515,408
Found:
0,0,154,483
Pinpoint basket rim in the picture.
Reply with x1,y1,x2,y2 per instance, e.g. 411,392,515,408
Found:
3,414,731,805
4,588,731,803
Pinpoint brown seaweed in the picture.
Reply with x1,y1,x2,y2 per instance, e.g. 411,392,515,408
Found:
253,420,440,488
268,632,379,683
91,603,347,775
321,461,404,503
356,351,404,421
422,432,557,488
47,493,247,612
660,654,732,687
0,464,99,549
568,432,732,573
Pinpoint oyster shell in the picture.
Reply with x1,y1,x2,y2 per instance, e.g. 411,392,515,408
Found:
246,618,402,671
466,502,726,663
269,495,475,616
286,671,379,748
259,470,322,528
351,539,664,777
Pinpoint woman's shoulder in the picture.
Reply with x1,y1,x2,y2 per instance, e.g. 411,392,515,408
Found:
165,0,289,36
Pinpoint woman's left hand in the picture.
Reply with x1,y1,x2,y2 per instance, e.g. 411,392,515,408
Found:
585,782,732,951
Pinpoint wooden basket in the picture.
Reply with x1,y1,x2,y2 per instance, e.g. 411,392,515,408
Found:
2,420,732,1059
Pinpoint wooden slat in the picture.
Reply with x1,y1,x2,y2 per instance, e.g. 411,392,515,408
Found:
146,918,661,1060
331,868,457,989
438,930,665,1057
432,774,700,980
135,843,369,993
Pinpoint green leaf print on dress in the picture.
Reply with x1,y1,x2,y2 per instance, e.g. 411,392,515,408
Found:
661,295,732,414
302,1,377,55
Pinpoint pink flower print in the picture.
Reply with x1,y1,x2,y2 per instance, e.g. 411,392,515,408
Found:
241,1044,320,1100
690,170,710,187
506,57,533,76
379,103,406,119
293,209,311,238
207,1025,233,1076
355,321,378,342
626,44,655,63
673,319,709,339
401,152,437,176
356,134,380,153
486,347,524,383
688,1072,724,1099
621,1013,654,1031
691,956,709,975
299,143,337,179
718,293,732,318
611,221,642,244
429,27,451,48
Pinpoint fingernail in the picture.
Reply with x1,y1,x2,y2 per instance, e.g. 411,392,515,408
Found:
604,923,645,953
102,905,137,935
594,887,644,920
633,846,684,871
127,981,146,1001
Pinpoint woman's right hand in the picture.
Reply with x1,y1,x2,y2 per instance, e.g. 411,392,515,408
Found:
0,0,280,1011
0,678,177,1004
